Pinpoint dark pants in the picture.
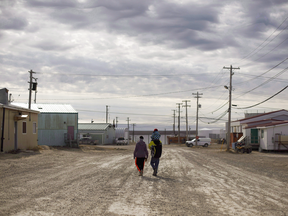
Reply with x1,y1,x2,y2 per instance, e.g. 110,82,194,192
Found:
150,157,160,173
135,157,145,172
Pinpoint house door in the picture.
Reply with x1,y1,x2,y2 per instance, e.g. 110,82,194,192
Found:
251,129,258,144
14,121,18,150
67,126,74,140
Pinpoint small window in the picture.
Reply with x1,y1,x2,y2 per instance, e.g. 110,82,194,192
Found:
33,122,37,134
23,122,27,134
261,130,264,138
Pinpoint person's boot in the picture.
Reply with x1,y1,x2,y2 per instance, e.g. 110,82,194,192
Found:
139,170,143,176
153,168,156,176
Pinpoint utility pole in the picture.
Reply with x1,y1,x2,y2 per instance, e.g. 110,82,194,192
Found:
28,69,36,109
176,103,183,144
126,117,130,130
182,100,191,142
132,124,136,143
192,92,203,146
106,105,109,123
33,78,38,103
116,117,118,128
126,117,130,143
223,65,240,151
172,109,176,136
164,128,166,144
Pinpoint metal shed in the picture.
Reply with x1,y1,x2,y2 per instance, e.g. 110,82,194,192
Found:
12,103,78,146
78,123,115,145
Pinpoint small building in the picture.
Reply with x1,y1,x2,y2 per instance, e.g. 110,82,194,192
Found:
256,121,288,151
0,88,39,152
78,123,115,145
230,110,288,150
12,103,78,147
115,127,129,140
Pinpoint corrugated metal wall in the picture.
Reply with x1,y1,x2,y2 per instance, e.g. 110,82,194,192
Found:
38,113,78,146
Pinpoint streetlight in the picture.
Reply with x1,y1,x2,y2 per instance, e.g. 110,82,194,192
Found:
223,65,240,151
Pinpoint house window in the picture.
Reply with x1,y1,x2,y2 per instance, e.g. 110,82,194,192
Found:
261,130,264,138
23,121,27,134
33,122,37,134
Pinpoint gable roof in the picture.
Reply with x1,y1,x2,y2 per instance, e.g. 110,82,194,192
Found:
254,121,288,129
12,103,77,113
234,109,288,123
78,123,114,131
244,120,288,129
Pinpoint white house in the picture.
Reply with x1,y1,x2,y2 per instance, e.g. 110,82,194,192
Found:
257,121,288,151
230,110,288,150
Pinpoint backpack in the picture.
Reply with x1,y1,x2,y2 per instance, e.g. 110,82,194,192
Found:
151,145,156,157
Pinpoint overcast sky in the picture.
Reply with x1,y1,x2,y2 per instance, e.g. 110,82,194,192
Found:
1,0,288,131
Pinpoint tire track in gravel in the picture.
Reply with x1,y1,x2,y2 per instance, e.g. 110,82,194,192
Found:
1,146,288,216
1,151,135,216
177,148,288,216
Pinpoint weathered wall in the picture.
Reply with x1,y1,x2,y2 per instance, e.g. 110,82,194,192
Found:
0,107,38,152
38,113,78,146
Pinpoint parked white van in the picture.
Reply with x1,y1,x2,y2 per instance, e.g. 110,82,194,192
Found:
186,138,211,147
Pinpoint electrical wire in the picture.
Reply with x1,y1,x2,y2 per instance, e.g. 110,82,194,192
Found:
234,85,288,109
77,109,173,117
236,16,288,65
199,109,228,124
235,66,288,97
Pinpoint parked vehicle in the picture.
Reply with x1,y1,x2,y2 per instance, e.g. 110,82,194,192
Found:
232,136,252,153
116,137,128,145
79,136,94,144
186,138,211,147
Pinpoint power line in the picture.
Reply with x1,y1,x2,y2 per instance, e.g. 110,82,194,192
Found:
36,71,220,77
236,16,288,65
235,56,288,85
77,109,172,117
198,109,228,124
236,66,288,97
235,85,288,109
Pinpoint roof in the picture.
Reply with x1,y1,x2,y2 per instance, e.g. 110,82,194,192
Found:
78,123,114,131
12,103,77,113
235,109,288,122
0,103,39,114
254,121,288,129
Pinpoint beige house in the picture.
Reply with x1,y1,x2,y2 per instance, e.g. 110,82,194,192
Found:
0,88,39,152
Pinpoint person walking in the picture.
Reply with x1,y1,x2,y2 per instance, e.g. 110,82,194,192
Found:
148,129,162,176
134,136,149,176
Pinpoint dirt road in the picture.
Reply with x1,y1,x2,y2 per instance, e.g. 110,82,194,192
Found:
1,144,288,216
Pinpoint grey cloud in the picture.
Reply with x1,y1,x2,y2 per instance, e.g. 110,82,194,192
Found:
0,2,28,30
0,16,28,30
26,0,78,8
33,40,74,51
29,0,225,51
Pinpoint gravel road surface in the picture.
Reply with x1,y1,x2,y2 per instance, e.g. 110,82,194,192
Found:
1,144,288,216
